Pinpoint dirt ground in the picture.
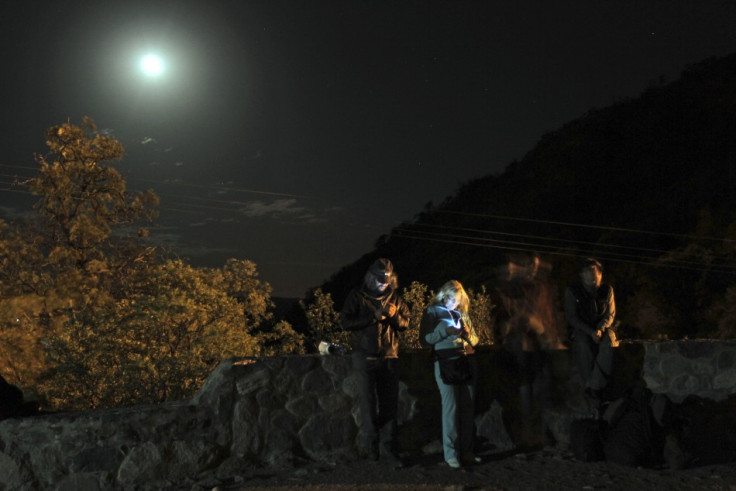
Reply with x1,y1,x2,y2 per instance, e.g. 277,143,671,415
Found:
216,446,736,491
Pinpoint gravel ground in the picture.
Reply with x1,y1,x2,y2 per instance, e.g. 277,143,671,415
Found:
214,447,736,491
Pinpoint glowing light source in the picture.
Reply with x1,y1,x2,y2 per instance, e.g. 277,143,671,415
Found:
140,54,164,77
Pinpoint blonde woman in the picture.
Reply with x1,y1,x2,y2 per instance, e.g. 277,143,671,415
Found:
420,280,480,468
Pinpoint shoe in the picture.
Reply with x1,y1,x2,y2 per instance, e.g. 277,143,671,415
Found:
460,454,482,466
445,458,462,469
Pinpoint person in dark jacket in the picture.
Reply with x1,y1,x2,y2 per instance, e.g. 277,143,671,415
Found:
341,258,410,467
564,258,618,403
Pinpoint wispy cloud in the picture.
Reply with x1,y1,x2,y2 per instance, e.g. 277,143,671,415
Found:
239,198,305,217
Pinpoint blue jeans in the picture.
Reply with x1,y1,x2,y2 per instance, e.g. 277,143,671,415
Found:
433,357,476,461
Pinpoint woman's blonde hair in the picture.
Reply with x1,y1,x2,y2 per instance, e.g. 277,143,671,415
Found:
432,280,470,314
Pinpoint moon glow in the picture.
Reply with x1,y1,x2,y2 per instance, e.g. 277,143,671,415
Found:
140,54,164,77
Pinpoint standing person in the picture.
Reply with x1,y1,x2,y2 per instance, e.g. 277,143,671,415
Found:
420,280,480,469
341,258,410,467
564,258,618,404
496,253,562,447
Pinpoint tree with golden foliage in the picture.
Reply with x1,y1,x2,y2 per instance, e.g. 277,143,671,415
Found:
0,119,301,410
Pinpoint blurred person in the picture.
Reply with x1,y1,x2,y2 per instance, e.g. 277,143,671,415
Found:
420,280,480,469
341,258,410,467
564,258,618,404
495,253,563,446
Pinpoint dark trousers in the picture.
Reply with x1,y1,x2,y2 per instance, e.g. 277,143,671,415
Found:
572,331,615,392
352,354,399,454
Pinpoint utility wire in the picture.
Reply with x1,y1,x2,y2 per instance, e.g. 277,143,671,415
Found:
402,222,736,265
435,209,736,244
397,226,721,269
392,234,736,274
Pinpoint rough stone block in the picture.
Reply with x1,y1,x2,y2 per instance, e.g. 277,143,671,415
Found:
341,374,359,398
70,445,122,473
321,354,353,380
714,370,736,392
302,367,338,394
475,401,514,452
270,409,302,437
678,341,716,359
717,350,735,370
298,413,356,460
55,471,113,491
116,441,162,486
235,366,271,396
0,450,28,489
167,439,220,478
263,426,300,465
661,356,694,378
284,355,319,376
231,398,261,457
318,392,352,414
286,394,320,421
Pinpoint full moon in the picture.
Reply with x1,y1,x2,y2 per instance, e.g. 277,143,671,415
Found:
140,54,164,77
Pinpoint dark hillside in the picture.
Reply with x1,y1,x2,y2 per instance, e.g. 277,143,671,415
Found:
320,53,736,339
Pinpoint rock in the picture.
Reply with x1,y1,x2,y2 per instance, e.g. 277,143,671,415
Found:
475,401,514,452
0,343,734,487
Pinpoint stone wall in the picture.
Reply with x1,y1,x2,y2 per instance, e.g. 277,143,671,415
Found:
0,340,734,490
641,340,736,403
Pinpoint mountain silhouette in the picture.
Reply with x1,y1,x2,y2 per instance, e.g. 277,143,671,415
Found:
319,53,736,340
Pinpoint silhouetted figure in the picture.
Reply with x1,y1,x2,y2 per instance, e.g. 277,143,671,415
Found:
0,375,39,420
340,258,410,468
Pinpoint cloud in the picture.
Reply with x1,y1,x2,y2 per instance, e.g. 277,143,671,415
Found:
239,199,305,217
296,214,328,224
138,226,236,259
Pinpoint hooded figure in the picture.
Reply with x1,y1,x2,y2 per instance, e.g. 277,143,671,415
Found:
341,258,410,467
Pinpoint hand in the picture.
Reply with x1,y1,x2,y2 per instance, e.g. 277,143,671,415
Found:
374,308,385,321
384,303,397,318
460,323,471,338
445,326,461,336
591,328,603,343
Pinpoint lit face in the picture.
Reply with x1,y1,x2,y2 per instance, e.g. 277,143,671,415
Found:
371,275,390,292
443,293,459,310
581,266,602,288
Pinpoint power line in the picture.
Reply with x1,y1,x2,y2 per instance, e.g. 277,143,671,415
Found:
404,221,736,265
391,233,736,274
435,209,736,244
0,164,38,171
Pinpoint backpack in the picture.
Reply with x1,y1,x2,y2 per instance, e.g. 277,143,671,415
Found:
601,388,664,467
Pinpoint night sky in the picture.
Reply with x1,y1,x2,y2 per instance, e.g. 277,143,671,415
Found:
2,0,736,297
